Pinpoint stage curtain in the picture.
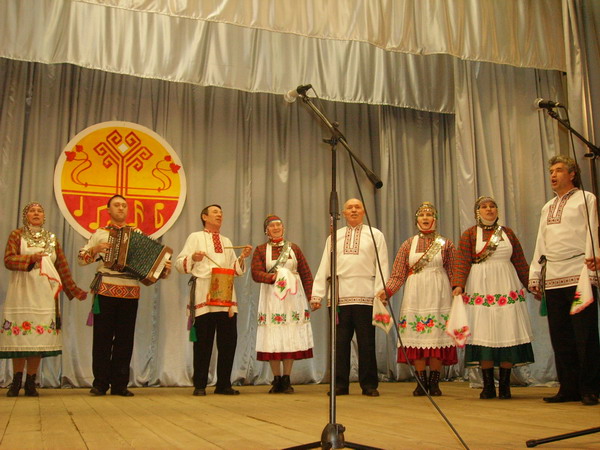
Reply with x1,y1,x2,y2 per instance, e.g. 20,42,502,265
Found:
0,58,565,388
0,0,564,112
1,0,598,390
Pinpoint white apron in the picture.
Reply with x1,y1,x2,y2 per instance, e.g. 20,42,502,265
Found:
398,236,455,349
464,228,533,347
255,245,314,355
0,239,63,353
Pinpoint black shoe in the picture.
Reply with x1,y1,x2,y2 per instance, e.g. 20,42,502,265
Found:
498,367,512,399
6,372,23,397
111,389,134,397
214,387,240,395
23,374,39,397
479,368,496,399
280,375,294,394
269,376,282,394
428,370,442,397
90,387,107,396
327,387,349,396
581,394,599,406
543,393,580,403
413,370,429,397
193,388,206,396
361,388,380,397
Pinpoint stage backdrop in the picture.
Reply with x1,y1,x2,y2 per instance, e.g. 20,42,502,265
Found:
0,0,598,389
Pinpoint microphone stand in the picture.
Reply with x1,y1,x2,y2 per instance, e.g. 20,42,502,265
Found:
545,108,600,194
526,108,600,448
284,93,382,450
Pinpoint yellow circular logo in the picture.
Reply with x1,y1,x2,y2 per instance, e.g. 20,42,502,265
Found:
54,122,186,238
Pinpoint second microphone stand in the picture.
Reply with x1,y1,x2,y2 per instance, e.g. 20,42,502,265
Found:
284,94,382,450
525,107,600,448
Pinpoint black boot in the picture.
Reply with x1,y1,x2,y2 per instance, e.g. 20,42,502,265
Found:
480,368,496,399
24,373,39,397
428,370,442,396
6,372,23,397
498,367,512,399
413,370,429,396
280,375,294,394
268,375,282,394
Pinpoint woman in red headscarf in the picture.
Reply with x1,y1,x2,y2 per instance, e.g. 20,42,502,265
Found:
377,202,457,396
0,202,86,397
251,215,316,394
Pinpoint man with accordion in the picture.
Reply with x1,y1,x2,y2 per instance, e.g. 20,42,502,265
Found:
78,195,171,397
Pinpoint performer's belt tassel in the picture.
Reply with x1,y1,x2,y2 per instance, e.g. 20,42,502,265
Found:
539,255,548,317
89,272,102,293
93,294,101,314
188,276,198,342
86,273,103,326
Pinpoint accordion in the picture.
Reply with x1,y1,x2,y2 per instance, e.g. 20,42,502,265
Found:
105,227,172,286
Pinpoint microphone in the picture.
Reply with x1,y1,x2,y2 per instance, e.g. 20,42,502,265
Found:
534,98,563,109
284,84,312,103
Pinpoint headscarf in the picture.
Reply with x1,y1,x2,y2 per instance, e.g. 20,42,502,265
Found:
21,201,56,252
263,215,284,243
474,196,499,228
415,202,437,233
22,201,45,227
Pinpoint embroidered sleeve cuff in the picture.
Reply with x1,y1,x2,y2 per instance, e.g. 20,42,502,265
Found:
310,297,322,304
528,279,540,290
78,250,95,265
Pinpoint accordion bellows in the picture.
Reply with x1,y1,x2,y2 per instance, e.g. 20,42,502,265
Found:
105,227,172,286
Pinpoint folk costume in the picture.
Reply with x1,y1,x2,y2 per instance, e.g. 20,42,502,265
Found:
312,223,389,394
529,188,600,402
1,202,85,396
452,196,533,399
175,229,246,394
251,215,314,393
384,202,457,396
79,223,142,396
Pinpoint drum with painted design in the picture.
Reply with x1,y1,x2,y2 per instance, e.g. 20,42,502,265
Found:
206,267,235,306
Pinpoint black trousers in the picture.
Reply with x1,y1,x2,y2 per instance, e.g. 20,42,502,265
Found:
546,286,600,396
193,312,237,390
92,295,139,392
336,304,378,390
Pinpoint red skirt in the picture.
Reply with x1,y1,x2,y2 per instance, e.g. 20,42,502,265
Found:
257,349,313,361
397,346,458,365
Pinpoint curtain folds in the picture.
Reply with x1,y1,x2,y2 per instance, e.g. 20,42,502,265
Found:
0,0,596,390
0,58,564,387
76,0,565,70
0,0,564,112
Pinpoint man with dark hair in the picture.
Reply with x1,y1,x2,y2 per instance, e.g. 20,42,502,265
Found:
175,204,252,396
530,155,600,406
79,195,171,396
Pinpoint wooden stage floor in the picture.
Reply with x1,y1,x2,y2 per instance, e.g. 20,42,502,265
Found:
0,382,599,449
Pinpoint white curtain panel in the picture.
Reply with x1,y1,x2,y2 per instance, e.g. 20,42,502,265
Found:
0,0,565,112
0,58,566,387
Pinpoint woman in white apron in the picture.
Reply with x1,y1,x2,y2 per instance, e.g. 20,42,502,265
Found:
251,215,315,393
452,197,533,399
378,202,457,396
0,202,87,396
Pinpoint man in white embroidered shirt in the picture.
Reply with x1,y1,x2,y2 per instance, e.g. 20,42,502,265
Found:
529,155,600,406
311,198,389,396
175,204,252,396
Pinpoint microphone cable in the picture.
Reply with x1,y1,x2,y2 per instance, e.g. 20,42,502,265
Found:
348,156,471,450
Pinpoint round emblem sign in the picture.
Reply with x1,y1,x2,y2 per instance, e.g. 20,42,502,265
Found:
54,121,186,238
